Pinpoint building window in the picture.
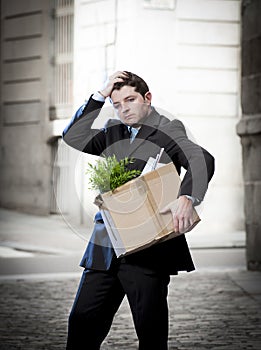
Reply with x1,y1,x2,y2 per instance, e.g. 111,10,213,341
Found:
143,0,176,10
52,0,74,119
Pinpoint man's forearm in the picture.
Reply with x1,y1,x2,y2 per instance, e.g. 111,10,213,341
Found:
179,148,215,203
62,96,105,153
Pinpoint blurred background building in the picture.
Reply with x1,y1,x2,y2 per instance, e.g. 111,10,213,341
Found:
0,0,260,270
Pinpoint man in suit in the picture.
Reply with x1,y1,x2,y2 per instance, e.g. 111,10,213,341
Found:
63,71,215,349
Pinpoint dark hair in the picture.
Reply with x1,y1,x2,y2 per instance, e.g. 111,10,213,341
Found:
111,71,149,97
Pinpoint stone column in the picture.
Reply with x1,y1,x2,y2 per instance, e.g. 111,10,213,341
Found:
236,0,261,270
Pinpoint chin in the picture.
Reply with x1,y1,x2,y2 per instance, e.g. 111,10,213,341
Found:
125,120,136,126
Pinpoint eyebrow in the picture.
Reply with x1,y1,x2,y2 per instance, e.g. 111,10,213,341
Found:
112,94,136,105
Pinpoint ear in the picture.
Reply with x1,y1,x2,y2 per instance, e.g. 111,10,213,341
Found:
144,91,152,104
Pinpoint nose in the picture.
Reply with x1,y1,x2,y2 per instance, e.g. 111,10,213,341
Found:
121,101,130,114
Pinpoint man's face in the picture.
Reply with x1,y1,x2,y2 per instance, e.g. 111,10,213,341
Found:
110,86,152,126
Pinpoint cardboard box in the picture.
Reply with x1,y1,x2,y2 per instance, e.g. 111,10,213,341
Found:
95,162,200,258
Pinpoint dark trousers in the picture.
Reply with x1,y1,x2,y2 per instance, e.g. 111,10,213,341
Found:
66,261,170,350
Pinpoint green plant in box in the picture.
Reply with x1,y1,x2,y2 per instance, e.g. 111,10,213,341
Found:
87,155,141,193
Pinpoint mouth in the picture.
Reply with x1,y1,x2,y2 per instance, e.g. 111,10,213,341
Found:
125,114,134,120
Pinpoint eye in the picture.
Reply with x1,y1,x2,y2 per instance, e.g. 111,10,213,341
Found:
127,97,135,103
113,103,120,110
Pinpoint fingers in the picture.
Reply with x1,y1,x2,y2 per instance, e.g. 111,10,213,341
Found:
172,214,185,233
173,215,179,233
181,217,190,234
160,196,194,234
109,71,128,83
100,71,128,98
174,214,190,234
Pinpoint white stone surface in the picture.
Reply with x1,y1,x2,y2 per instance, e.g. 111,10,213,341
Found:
176,92,238,117
178,21,240,46
177,46,239,70
177,0,240,21
177,69,238,93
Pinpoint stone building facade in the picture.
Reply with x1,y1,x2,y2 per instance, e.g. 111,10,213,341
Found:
0,0,53,214
0,0,73,215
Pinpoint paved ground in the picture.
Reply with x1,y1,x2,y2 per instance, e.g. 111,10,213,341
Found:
1,270,261,350
0,209,261,349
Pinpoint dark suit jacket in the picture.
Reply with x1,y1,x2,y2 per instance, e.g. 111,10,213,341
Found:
63,96,215,275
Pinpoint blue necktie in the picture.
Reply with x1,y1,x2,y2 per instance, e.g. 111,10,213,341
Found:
128,126,139,143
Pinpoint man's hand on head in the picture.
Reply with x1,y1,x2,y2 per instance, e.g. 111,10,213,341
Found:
99,71,129,99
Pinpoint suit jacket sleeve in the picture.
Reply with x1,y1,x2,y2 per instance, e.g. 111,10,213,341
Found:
165,119,215,202
62,96,107,155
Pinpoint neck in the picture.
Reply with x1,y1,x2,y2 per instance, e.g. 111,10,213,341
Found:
129,124,141,129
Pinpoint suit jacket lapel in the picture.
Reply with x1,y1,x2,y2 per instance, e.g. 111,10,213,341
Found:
126,108,162,158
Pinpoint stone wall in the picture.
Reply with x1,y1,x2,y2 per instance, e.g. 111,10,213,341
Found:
237,0,261,270
0,0,53,214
